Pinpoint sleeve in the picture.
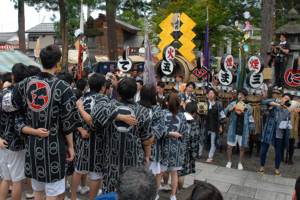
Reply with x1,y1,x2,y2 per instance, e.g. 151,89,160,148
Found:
180,114,190,152
2,83,25,112
91,96,118,128
218,102,226,124
225,101,235,117
60,87,82,135
152,106,168,141
189,121,200,161
139,107,154,146
247,105,255,130
14,111,27,137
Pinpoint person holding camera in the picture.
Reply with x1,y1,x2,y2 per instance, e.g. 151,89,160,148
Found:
274,34,290,89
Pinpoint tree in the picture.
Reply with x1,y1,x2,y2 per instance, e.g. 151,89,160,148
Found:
25,0,96,70
11,0,26,53
105,0,118,61
260,0,275,64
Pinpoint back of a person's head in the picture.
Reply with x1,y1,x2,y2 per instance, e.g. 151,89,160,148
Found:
12,63,28,83
191,181,223,200
136,79,143,86
88,73,106,93
140,84,157,108
40,45,61,69
168,92,180,119
295,176,300,200
56,71,73,85
27,65,41,76
185,101,197,115
2,72,12,83
72,88,83,100
117,78,137,100
76,78,88,92
116,167,157,200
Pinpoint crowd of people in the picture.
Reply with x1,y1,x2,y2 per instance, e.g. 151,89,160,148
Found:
0,44,299,200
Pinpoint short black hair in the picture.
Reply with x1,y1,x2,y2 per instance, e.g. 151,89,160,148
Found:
76,78,88,92
191,181,223,200
185,102,197,115
208,87,218,97
27,65,41,76
56,71,73,85
136,80,143,86
72,88,83,100
40,45,62,69
118,78,137,100
237,88,248,97
12,63,28,83
106,79,112,90
186,82,196,89
157,81,165,88
88,73,106,93
282,93,293,100
140,84,157,108
295,176,300,200
2,72,12,83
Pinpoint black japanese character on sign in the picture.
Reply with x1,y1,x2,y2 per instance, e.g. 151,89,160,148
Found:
162,62,171,72
221,72,230,83
218,69,233,86
161,60,174,75
251,73,262,85
117,57,132,72
120,61,130,71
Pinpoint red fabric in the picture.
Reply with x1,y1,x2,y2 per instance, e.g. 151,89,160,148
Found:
78,43,83,79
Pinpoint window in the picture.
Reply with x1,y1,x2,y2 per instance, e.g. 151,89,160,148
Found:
103,22,107,28
29,37,38,41
54,36,62,45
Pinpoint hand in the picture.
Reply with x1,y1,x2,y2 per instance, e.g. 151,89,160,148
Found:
169,132,182,138
34,128,50,138
219,126,223,133
66,146,75,162
80,129,90,139
0,138,8,149
3,81,12,88
144,156,150,166
76,99,83,109
119,115,138,126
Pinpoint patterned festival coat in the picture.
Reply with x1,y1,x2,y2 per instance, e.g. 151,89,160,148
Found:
225,101,255,147
3,72,81,183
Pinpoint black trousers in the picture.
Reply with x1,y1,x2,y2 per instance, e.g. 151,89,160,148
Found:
274,61,286,87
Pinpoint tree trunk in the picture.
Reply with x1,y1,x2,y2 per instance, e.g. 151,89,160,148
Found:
260,0,275,65
18,0,26,54
106,0,118,61
59,0,68,71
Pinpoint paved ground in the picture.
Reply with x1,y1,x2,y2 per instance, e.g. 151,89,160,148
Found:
9,161,296,200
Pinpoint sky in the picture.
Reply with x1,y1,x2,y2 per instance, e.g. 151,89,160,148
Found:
0,0,101,32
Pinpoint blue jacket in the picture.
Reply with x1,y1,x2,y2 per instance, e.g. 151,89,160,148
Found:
225,101,255,147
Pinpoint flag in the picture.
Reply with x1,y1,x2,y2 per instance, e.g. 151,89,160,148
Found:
204,2,210,86
143,16,156,86
77,0,84,79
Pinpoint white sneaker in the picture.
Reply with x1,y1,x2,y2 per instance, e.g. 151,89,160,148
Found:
238,163,243,170
170,195,177,200
77,185,82,193
25,192,34,199
226,162,232,168
79,186,90,195
155,194,159,200
97,189,103,196
66,181,71,191
160,184,171,191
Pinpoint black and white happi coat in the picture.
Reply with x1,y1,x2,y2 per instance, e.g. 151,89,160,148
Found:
0,86,24,151
149,105,166,163
3,72,81,183
161,110,189,168
178,114,200,176
74,92,108,173
91,99,153,194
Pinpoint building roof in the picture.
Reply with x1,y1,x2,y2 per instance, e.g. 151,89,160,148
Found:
26,23,56,33
115,19,142,32
0,32,18,42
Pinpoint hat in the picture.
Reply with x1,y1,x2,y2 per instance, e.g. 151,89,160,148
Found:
174,74,183,79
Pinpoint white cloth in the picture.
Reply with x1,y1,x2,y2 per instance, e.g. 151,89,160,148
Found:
160,165,182,172
0,149,25,182
75,169,103,180
134,91,141,102
227,135,243,147
31,178,65,197
208,100,215,110
148,162,163,175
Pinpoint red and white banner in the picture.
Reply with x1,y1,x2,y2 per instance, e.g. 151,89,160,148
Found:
0,44,19,49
